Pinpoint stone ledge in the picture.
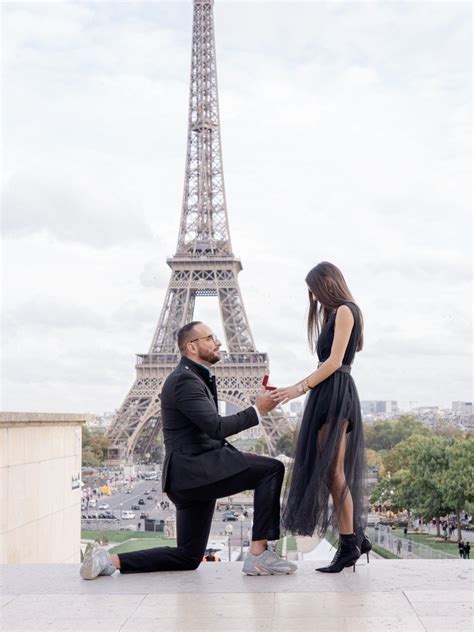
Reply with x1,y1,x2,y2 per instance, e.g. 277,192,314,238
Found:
1,561,472,632
0,412,88,426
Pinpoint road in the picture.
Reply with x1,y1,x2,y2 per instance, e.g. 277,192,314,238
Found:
82,477,254,548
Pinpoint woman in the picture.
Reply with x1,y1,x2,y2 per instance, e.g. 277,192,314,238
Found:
271,262,370,573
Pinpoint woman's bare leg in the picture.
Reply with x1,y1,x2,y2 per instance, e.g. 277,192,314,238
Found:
329,421,354,534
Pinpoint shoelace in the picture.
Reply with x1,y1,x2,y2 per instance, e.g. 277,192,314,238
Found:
330,543,343,564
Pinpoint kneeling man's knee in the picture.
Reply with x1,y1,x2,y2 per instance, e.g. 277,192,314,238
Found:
179,553,202,571
274,459,285,475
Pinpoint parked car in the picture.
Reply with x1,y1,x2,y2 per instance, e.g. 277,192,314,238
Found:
99,511,118,520
131,504,140,510
98,503,109,510
140,512,149,519
138,499,145,505
222,510,238,522
144,490,150,494
121,511,136,519
147,495,154,500
151,487,158,492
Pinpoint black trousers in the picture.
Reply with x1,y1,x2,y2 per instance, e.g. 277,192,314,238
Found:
118,453,284,573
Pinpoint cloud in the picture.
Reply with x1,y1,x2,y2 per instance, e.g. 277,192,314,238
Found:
139,258,171,288
2,168,153,247
3,295,105,332
1,1,471,412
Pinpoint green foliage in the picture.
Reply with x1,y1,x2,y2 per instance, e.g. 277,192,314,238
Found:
365,448,384,473
364,416,429,452
276,429,296,456
82,427,110,466
109,538,177,555
369,469,407,512
383,433,438,476
82,530,169,543
442,437,474,514
254,437,269,455
82,448,101,467
370,434,474,522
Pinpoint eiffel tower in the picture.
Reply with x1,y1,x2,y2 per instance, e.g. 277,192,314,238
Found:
107,0,289,462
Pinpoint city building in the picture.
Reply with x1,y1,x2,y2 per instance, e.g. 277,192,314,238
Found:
452,401,472,415
86,411,115,430
361,400,399,419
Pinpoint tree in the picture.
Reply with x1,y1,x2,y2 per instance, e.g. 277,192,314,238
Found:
370,470,406,512
364,416,429,452
82,448,101,468
383,433,428,475
254,438,269,455
82,427,110,466
370,435,452,528
396,435,451,525
442,436,474,540
276,429,296,456
366,448,384,476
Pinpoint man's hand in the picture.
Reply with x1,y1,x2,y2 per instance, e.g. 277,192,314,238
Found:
255,389,278,415
270,385,301,406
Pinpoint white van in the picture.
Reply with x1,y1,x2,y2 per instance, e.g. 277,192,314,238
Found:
121,511,136,519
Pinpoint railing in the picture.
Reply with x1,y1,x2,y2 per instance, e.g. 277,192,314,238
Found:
136,352,268,366
367,525,458,560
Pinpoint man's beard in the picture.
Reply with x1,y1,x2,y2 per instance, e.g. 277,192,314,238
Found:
198,348,221,365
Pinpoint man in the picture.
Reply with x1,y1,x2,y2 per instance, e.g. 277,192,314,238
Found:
81,321,296,579
464,541,470,559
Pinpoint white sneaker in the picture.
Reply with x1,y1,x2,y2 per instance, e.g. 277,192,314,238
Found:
242,549,297,575
80,543,117,580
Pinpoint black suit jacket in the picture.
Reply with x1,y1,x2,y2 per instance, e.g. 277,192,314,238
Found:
161,356,259,492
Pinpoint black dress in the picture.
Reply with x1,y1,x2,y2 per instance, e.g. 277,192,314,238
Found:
281,302,366,536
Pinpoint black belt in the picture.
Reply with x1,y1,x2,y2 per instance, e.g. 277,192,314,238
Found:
318,361,351,374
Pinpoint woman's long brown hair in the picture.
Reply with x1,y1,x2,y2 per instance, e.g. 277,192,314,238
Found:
305,262,364,352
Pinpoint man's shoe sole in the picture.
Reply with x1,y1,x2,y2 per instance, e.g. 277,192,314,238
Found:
243,566,296,576
80,546,100,580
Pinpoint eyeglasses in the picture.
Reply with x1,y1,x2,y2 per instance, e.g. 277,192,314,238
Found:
189,333,219,344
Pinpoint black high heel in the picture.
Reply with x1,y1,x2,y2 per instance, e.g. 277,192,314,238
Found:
356,528,372,563
316,537,361,573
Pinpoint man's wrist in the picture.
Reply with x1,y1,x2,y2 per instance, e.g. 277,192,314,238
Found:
252,404,262,422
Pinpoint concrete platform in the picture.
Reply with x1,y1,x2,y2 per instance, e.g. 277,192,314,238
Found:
1,560,472,631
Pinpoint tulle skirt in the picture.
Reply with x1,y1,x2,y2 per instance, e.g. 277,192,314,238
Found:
281,372,367,536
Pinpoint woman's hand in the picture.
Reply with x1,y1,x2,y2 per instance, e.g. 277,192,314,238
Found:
270,384,301,405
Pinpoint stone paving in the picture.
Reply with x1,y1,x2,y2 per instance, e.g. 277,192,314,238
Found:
1,560,472,631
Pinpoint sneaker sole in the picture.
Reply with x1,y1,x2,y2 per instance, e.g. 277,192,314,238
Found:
80,550,100,580
243,567,296,576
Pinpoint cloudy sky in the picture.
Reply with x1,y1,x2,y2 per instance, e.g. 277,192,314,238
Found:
2,1,472,415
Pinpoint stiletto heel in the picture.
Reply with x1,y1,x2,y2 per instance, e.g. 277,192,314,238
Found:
356,528,372,564
316,536,361,573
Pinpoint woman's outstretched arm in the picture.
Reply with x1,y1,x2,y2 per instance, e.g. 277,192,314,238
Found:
271,305,354,405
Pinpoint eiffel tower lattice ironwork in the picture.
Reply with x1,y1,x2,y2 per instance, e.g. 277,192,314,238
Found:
107,0,290,461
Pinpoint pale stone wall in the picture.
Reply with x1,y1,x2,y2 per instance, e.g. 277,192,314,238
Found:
0,413,87,564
